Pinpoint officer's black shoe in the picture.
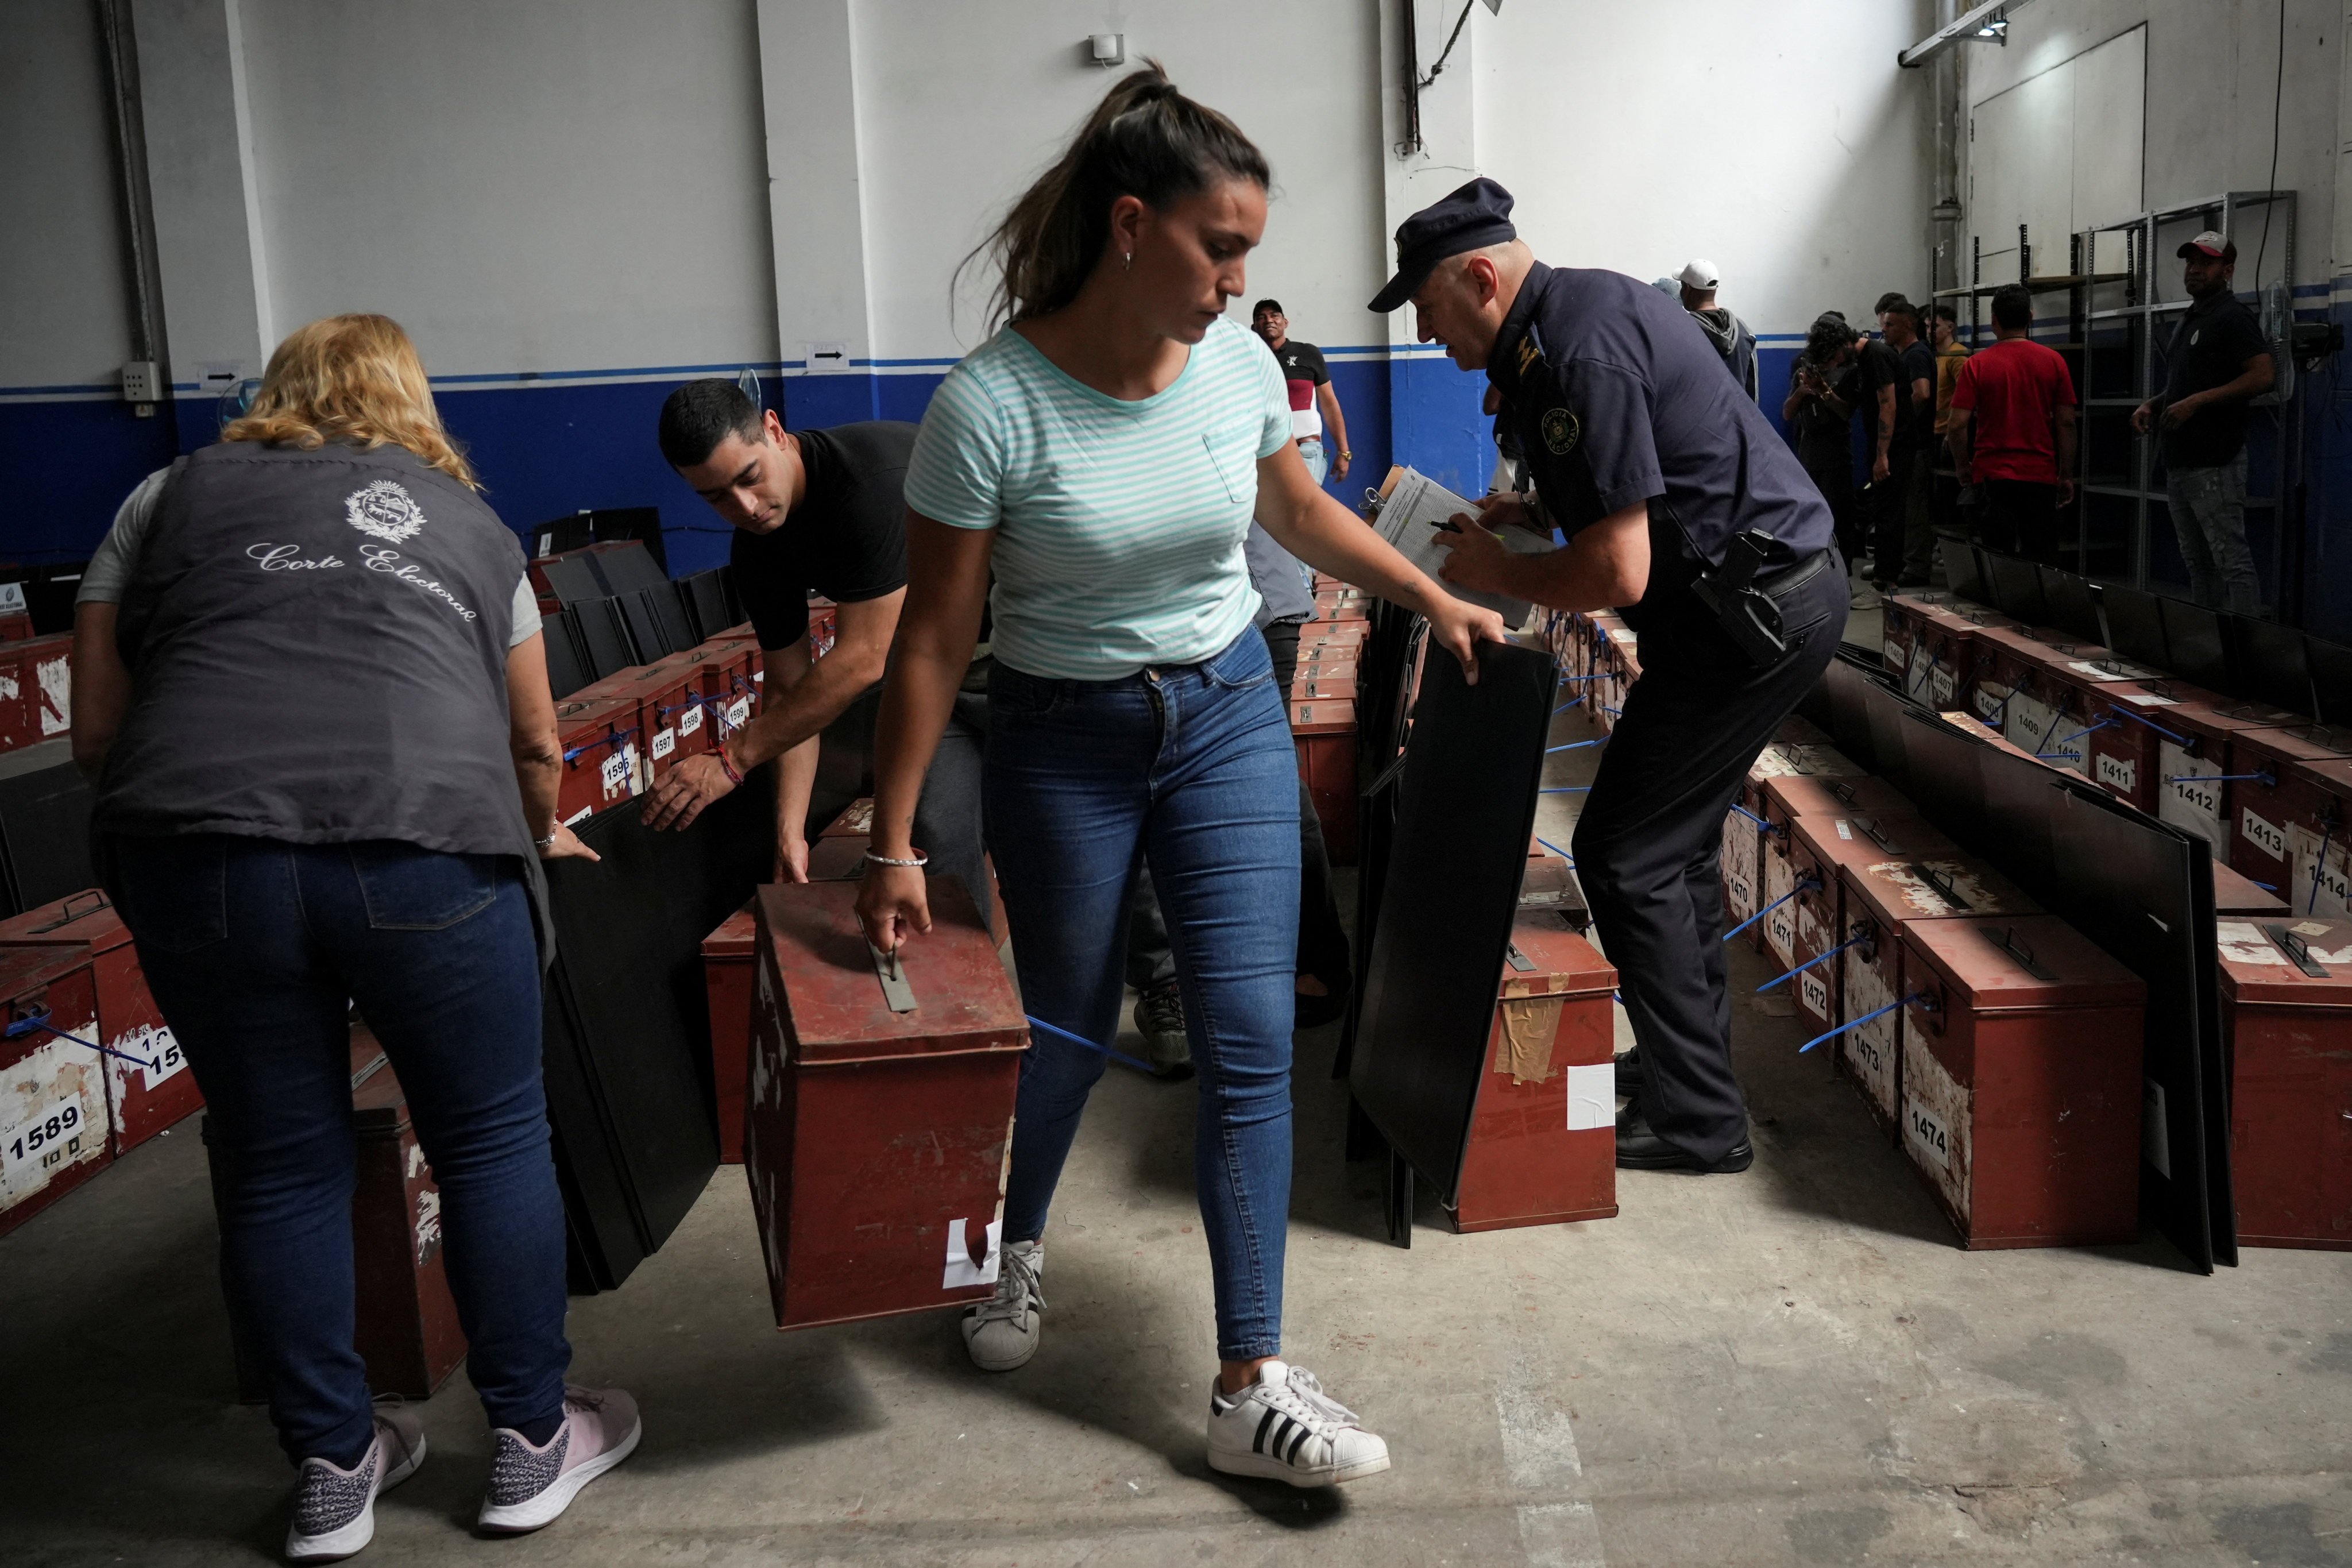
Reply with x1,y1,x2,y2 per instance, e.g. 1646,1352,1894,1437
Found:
1614,1109,1754,1173
1612,1048,1644,1098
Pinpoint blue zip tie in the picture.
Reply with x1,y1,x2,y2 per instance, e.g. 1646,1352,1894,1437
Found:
1723,878,1818,942
1600,705,1625,717
2105,704,2196,746
1797,992,1924,1054
1547,737,1609,752
1557,673,1604,686
2,1009,155,1072
2164,771,2273,785
2045,716,2117,754
1540,786,1592,794
1025,1013,1159,1076
1534,835,1574,863
1729,803,1772,831
2311,822,2334,916
1758,932,1866,992
561,724,642,763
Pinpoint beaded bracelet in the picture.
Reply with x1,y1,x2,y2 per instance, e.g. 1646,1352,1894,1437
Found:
717,747,744,786
863,849,930,868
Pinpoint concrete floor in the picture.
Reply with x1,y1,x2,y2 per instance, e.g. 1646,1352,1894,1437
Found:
7,611,2351,1566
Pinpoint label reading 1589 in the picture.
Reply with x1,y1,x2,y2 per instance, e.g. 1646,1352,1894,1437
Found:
4,1099,84,1167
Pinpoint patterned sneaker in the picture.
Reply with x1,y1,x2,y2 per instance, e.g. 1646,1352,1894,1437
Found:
285,1402,426,1562
1206,1360,1391,1488
961,1238,1044,1372
1132,982,1193,1079
477,1385,641,1535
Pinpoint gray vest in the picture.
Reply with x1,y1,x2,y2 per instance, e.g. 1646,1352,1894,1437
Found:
101,441,531,868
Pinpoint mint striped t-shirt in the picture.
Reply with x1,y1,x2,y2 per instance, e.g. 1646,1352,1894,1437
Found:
903,315,1292,679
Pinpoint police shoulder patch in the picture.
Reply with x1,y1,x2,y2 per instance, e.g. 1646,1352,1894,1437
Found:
1541,406,1581,455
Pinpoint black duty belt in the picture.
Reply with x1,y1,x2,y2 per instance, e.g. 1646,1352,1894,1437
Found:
1690,533,1832,669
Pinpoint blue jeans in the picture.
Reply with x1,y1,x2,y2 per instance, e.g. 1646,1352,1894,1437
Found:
108,835,569,1466
987,629,1300,1360
1297,436,1329,488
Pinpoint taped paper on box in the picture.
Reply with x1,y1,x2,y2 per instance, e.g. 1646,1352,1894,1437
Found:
943,1215,1002,1289
1564,1063,1614,1130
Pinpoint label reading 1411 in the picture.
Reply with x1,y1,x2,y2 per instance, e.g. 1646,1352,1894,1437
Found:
2096,752,2135,796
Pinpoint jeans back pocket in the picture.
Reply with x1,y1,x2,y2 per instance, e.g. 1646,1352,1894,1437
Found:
350,844,501,932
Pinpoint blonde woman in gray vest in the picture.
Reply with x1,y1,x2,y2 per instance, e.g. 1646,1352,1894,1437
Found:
71,314,636,1561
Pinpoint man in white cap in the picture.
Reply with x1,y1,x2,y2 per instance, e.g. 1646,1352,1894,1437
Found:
2131,231,2274,612
1677,259,1758,401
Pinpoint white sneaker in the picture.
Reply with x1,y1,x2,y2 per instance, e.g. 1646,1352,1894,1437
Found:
961,1238,1044,1372
1205,1360,1391,1488
477,1385,641,1534
285,1403,427,1562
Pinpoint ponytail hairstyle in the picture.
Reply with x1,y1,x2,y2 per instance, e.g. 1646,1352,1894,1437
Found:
959,62,1270,329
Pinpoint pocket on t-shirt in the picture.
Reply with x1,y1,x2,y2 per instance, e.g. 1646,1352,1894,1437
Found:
1199,423,1260,505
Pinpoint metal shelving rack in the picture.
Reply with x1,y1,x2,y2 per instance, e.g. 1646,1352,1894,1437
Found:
1933,225,2126,572
2076,191,2296,602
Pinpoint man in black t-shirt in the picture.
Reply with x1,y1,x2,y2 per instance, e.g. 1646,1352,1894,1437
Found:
642,379,988,929
1251,300,1351,486
2133,231,2276,612
1872,293,1937,586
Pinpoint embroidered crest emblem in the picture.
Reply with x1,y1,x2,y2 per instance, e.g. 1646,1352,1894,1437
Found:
1542,406,1581,455
344,480,427,544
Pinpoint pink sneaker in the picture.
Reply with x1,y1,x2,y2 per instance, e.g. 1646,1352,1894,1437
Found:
476,1385,640,1534
285,1403,427,1561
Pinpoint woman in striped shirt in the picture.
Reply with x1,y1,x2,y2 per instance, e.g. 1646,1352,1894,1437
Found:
856,65,1502,1488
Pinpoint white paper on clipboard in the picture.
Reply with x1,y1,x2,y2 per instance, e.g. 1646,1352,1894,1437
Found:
1370,466,1550,629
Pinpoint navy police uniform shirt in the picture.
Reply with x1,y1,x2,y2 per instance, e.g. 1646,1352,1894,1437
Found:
1486,262,1833,615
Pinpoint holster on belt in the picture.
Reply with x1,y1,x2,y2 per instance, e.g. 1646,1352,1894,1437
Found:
1690,529,1791,669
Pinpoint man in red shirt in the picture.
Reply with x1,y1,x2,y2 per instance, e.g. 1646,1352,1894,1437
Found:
1945,284,2077,563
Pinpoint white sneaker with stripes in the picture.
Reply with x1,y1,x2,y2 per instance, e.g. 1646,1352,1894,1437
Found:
1205,1360,1391,1487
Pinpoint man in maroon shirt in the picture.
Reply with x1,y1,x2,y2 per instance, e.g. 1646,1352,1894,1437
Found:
1251,299,1351,486
1945,284,2077,564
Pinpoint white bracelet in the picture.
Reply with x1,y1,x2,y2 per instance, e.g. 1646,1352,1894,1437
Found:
863,849,930,868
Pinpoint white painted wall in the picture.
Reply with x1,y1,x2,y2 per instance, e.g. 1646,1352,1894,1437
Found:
0,0,133,389
1964,0,2339,293
234,0,779,376
849,0,1389,358
1476,0,1939,337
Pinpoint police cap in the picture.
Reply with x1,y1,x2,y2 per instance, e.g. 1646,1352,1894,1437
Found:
1368,177,1518,313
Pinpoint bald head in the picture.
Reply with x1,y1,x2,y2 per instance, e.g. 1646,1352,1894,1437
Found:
1409,241,1535,372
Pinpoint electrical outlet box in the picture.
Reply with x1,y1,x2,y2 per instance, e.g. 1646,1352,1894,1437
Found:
121,360,159,403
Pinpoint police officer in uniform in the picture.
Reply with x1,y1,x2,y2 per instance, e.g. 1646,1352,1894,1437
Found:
1370,179,1847,1173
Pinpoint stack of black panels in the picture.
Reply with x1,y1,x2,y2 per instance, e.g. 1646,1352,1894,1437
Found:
0,739,94,917
541,772,776,1293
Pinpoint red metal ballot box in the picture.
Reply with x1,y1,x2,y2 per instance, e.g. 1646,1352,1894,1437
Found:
2148,687,2301,863
2230,726,2352,907
16,632,72,750
1758,776,1917,974
2214,859,2291,918
1720,786,1760,933
349,1027,467,1396
0,948,109,1235
617,657,705,777
1902,601,1990,711
1897,916,2145,1249
1291,661,1357,702
1878,593,1929,686
1448,917,1619,1231
555,696,643,826
1837,833,2033,1138
1292,697,1359,865
745,879,1028,1330
1785,810,1948,1028
703,904,758,1164
2075,682,2187,812
0,890,198,1154
2218,917,2352,1249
